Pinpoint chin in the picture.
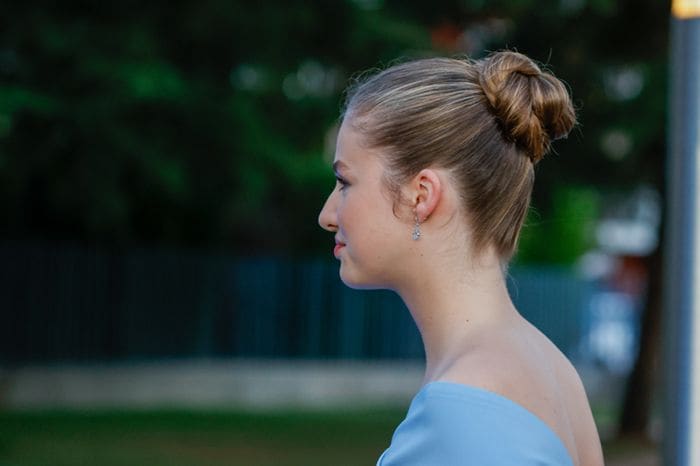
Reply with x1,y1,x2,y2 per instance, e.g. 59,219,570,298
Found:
339,264,386,290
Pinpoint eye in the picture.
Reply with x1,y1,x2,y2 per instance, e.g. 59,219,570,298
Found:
335,176,349,191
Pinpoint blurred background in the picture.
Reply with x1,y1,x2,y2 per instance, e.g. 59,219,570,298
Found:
0,0,668,465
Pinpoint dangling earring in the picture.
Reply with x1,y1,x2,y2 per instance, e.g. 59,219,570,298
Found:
412,214,421,241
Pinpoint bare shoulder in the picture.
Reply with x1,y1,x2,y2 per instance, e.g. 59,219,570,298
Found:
524,321,605,466
437,318,604,466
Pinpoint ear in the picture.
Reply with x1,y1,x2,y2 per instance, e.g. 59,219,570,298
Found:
408,169,442,222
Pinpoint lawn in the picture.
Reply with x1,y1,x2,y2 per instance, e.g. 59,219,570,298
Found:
0,408,404,466
0,408,658,466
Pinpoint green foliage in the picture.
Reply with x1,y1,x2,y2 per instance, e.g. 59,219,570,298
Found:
0,86,59,114
0,0,669,260
517,187,599,265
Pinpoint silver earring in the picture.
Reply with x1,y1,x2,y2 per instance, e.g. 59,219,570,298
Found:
412,215,421,240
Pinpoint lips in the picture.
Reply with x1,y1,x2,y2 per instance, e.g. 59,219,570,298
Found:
333,239,346,257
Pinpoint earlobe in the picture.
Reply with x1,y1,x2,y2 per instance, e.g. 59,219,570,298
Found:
413,169,442,222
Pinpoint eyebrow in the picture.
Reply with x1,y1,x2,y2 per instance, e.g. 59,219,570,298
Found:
332,160,349,174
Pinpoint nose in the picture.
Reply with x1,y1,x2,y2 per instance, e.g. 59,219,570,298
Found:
318,189,338,233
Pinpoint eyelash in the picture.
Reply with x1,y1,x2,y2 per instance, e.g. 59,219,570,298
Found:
335,176,349,191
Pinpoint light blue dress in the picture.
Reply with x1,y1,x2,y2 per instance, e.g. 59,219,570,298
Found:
377,381,574,466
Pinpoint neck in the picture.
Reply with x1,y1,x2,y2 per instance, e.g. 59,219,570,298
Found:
393,246,518,384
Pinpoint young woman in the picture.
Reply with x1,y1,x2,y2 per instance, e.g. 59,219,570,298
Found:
318,51,604,466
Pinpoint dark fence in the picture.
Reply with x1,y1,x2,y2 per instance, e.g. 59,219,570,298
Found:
0,242,593,364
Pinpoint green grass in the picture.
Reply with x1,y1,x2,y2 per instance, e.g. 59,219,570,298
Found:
0,408,405,466
0,407,658,466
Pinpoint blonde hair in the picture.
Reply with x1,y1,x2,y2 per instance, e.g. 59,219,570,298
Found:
343,51,576,260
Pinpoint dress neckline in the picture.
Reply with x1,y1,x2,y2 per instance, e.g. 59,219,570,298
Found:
417,380,575,465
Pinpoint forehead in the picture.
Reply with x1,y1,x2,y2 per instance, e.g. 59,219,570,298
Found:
334,119,382,167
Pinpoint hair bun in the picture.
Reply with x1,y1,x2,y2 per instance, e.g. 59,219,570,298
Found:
478,51,576,163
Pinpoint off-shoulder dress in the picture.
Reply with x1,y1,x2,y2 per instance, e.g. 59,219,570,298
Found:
376,381,574,466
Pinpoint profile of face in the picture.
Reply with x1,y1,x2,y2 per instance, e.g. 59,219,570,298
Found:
318,119,414,290
319,52,576,282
